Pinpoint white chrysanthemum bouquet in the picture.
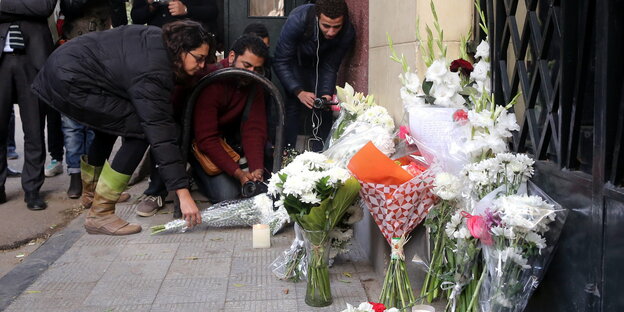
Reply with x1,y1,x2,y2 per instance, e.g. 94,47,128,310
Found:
268,151,360,307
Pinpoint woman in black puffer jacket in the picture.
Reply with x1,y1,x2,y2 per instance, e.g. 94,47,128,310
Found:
32,20,209,235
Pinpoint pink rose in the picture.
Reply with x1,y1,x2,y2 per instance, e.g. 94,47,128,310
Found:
462,211,493,245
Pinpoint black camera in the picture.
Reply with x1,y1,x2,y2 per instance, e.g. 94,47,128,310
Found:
313,97,333,109
152,0,170,5
241,181,268,198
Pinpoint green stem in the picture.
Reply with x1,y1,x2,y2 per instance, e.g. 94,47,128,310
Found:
468,265,486,311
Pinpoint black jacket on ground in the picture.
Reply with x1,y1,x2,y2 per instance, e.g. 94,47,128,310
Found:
272,4,355,97
32,25,188,191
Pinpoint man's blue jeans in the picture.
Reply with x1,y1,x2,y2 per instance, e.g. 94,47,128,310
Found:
61,115,94,174
189,156,240,203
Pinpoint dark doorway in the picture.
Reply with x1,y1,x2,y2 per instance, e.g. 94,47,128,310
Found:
222,0,308,55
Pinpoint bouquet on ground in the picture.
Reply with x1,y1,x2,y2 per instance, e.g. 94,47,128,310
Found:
476,191,567,312
348,142,437,310
150,194,289,235
341,301,400,312
268,151,361,307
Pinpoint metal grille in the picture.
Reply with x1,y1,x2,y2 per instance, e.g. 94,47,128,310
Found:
488,0,605,177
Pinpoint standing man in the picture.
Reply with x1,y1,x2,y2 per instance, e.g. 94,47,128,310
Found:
273,0,354,151
0,0,57,209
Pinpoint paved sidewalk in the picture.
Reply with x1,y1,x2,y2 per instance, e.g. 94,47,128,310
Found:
0,200,381,312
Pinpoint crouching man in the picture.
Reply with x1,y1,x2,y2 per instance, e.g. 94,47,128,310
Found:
191,34,269,203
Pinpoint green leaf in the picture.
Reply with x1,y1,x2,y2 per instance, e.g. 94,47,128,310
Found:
422,80,434,95
295,177,361,244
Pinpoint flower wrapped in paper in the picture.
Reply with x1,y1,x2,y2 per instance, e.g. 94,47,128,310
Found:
150,194,289,235
348,142,438,310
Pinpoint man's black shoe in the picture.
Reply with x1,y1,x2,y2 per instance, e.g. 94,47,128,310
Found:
7,167,21,177
67,173,82,199
25,192,47,210
0,189,6,204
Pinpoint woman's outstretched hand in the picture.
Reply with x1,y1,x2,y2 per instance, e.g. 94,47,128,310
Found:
176,188,201,227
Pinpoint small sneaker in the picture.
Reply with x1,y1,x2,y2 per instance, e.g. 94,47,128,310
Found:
45,159,63,177
135,195,164,217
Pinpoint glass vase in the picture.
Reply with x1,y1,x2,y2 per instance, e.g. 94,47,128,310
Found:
301,229,332,307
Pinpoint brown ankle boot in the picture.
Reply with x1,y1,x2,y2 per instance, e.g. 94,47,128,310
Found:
84,162,141,235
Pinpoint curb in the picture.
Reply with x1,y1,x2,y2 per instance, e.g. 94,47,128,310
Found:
0,214,86,311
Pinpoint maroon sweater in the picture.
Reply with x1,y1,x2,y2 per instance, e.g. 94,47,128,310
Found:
193,62,267,176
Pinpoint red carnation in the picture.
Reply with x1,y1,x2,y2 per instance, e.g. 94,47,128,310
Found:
369,302,387,312
453,109,469,125
450,58,474,77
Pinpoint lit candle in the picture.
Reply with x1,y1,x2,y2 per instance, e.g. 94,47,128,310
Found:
252,224,270,248
412,305,435,312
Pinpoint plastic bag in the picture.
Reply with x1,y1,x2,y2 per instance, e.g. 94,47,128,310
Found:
478,183,568,312
270,223,308,281
323,123,395,168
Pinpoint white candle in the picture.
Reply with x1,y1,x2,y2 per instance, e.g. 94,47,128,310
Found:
412,304,435,312
252,224,271,248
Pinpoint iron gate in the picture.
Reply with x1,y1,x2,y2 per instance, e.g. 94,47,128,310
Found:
486,0,624,311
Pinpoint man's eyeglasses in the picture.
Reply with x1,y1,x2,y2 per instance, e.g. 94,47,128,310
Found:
187,51,207,64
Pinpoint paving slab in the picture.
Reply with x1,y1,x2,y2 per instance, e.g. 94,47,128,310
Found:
0,201,385,311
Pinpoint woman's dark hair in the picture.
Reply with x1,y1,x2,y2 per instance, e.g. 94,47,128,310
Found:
242,22,269,39
314,0,349,19
162,20,211,78
230,34,270,60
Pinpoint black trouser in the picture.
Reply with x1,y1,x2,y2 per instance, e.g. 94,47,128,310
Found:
87,131,149,176
7,110,15,151
45,106,64,161
143,152,167,198
282,67,333,152
0,53,46,193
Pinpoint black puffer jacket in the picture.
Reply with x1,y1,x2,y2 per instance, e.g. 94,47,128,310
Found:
32,25,188,191
273,4,355,97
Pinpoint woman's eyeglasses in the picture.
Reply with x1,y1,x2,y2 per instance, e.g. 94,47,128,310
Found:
187,51,207,64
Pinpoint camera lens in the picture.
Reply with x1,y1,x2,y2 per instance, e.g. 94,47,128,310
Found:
241,181,256,198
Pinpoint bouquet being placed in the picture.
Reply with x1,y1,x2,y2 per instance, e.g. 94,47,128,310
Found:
150,194,289,235
348,142,437,310
268,151,361,307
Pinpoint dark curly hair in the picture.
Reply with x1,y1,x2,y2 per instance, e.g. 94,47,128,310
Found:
315,0,349,19
162,20,211,78
242,23,269,40
230,34,270,60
